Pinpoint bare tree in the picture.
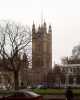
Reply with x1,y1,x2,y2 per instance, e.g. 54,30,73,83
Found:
52,64,63,87
0,21,31,90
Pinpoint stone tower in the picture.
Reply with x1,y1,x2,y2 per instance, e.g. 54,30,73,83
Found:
32,22,52,71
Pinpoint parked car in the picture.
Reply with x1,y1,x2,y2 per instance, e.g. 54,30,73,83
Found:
27,86,32,89
2,89,43,100
32,83,48,89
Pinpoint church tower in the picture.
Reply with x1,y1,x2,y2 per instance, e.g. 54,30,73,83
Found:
32,22,52,71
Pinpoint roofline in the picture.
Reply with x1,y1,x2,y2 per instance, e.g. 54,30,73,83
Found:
61,64,80,67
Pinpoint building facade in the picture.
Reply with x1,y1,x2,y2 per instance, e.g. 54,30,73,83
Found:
61,64,80,87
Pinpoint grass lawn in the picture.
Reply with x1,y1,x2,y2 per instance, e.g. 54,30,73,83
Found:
0,88,80,96
32,88,80,95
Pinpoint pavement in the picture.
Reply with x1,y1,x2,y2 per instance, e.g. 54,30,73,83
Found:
43,94,80,100
43,95,65,100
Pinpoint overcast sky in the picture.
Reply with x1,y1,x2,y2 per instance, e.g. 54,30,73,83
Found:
0,0,80,64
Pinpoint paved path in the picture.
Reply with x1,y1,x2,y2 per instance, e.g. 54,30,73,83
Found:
43,94,80,100
43,95,65,100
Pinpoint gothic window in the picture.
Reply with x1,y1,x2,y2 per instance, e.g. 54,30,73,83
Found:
37,32,42,38
34,56,43,67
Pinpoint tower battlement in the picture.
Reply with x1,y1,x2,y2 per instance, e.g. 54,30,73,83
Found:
32,22,52,34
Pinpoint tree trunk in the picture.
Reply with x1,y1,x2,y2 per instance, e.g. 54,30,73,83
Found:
14,71,19,90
